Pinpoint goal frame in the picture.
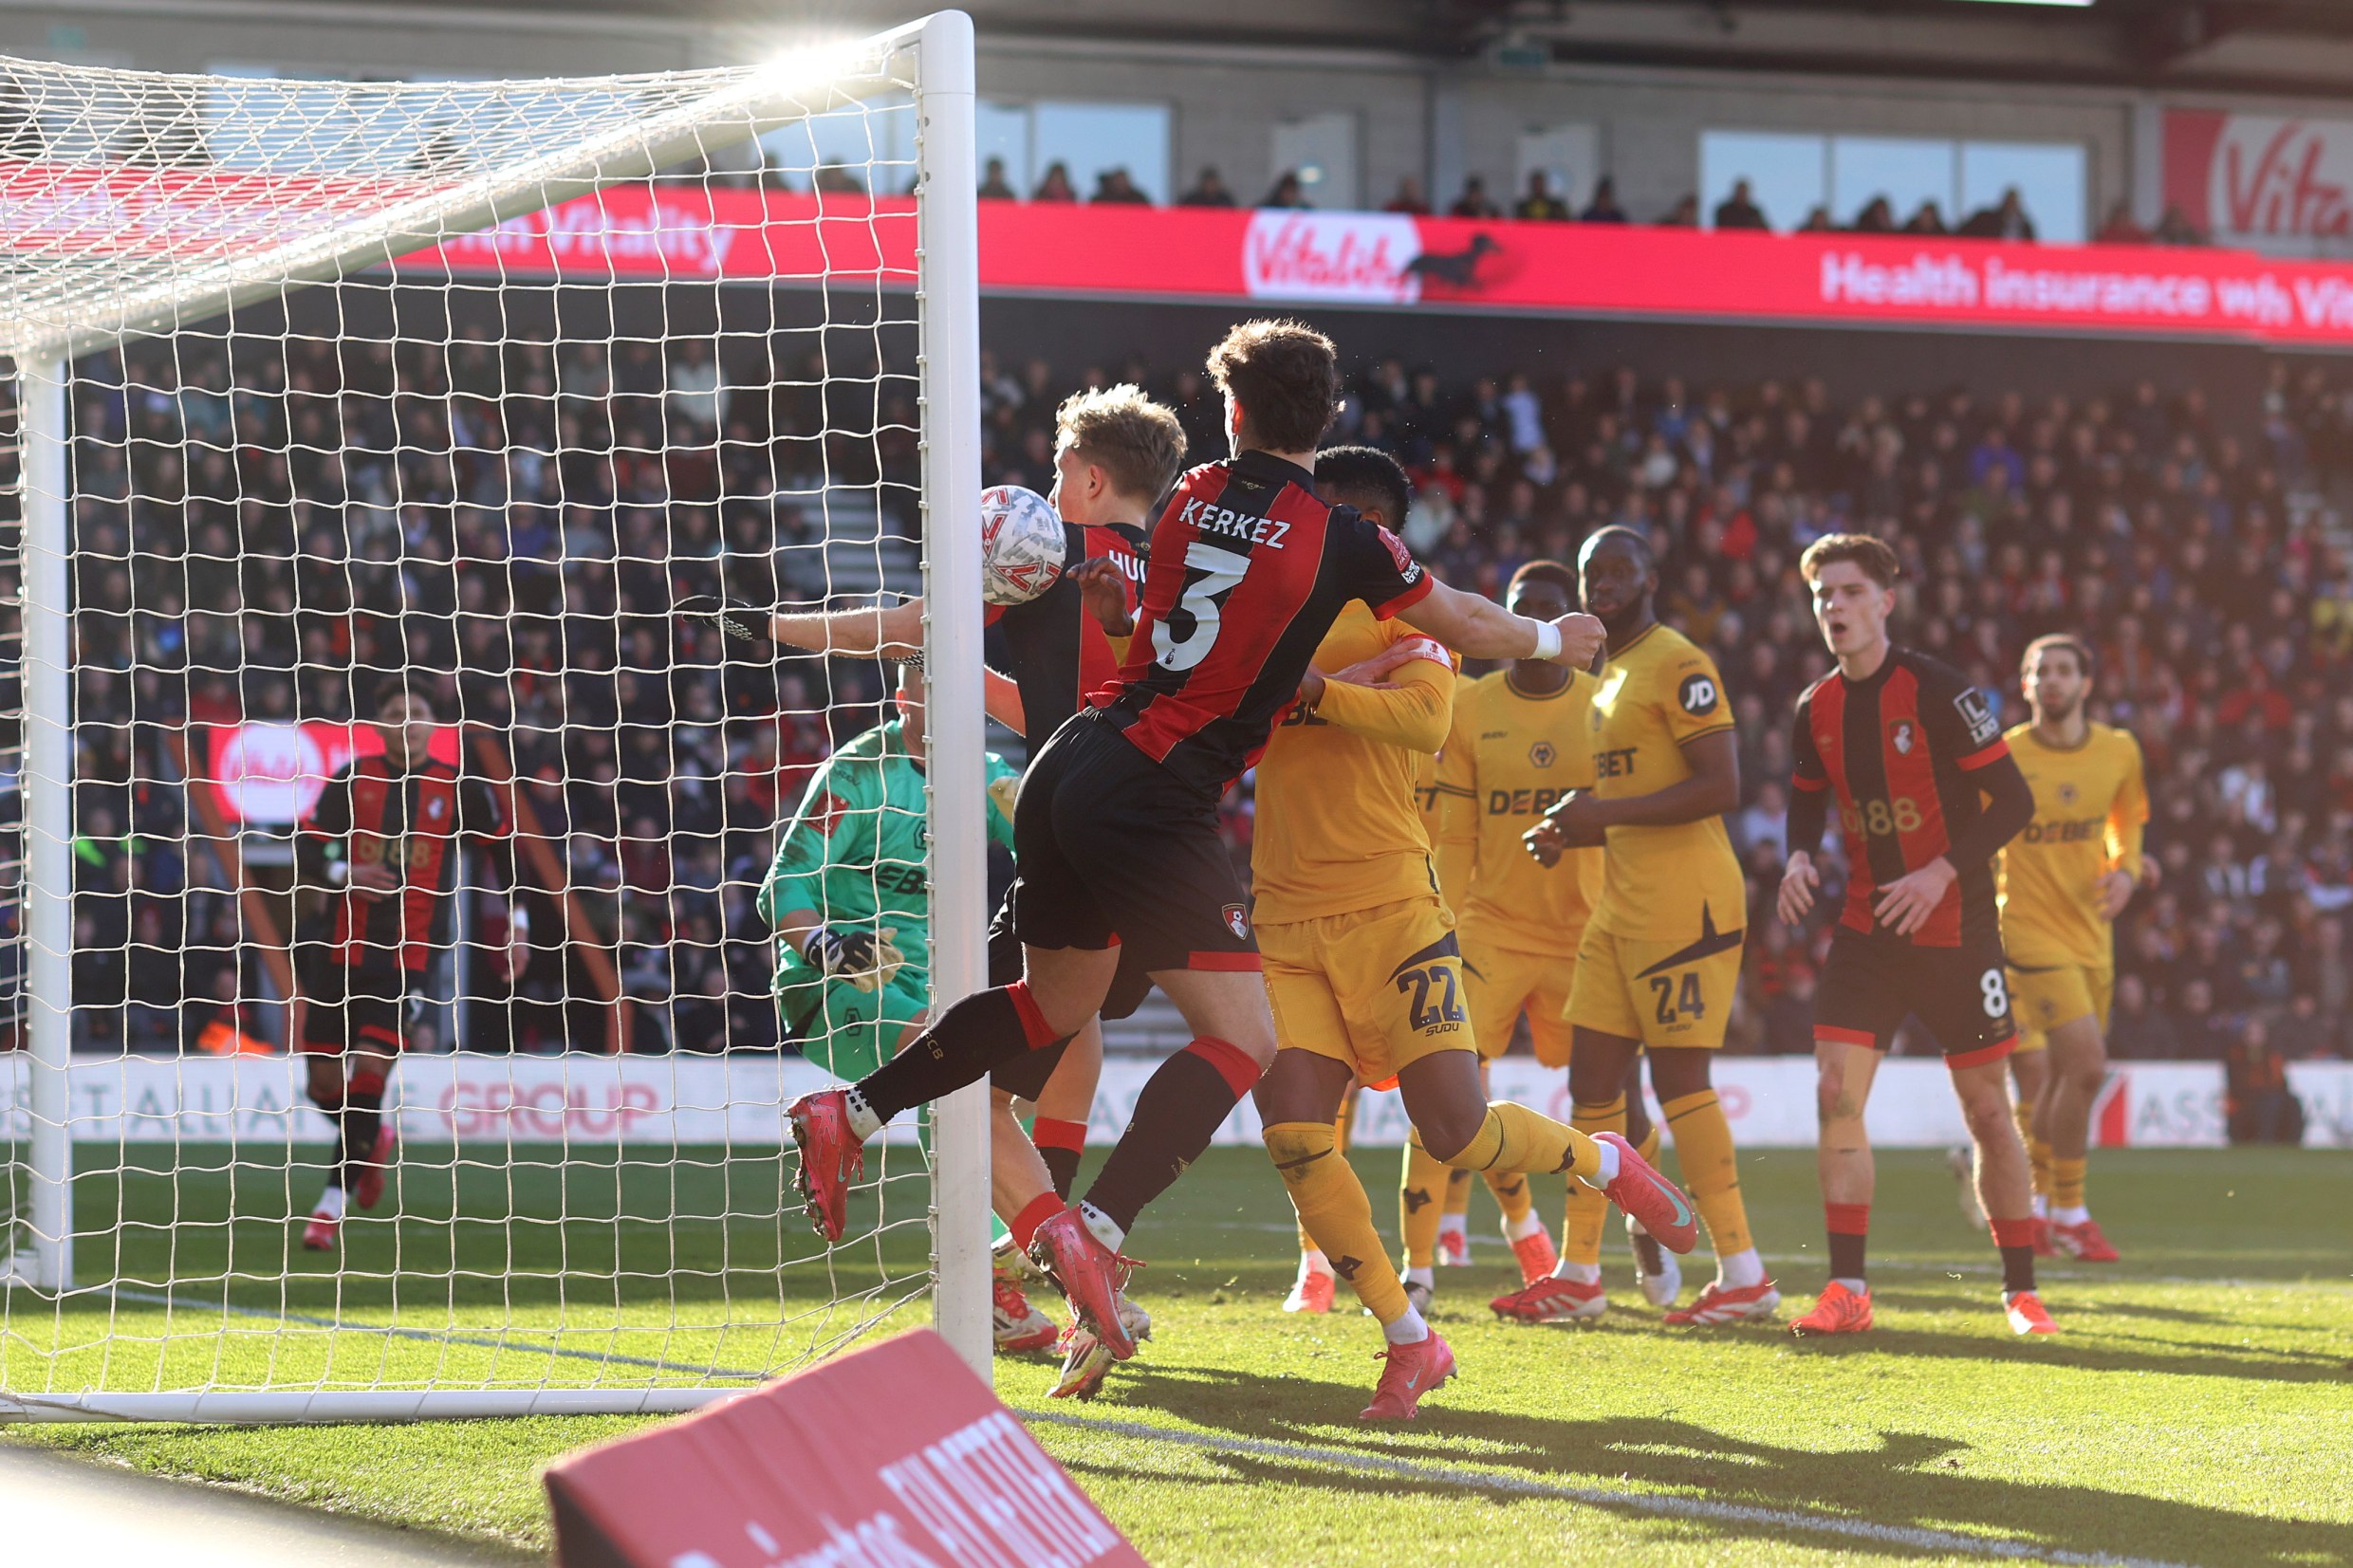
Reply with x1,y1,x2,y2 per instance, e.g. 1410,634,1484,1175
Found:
0,7,991,1420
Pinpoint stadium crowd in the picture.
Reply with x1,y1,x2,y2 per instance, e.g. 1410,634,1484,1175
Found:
44,305,2353,1067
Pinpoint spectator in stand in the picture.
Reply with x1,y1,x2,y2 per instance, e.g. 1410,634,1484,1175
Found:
2107,975,2180,1060
2155,203,2209,245
1798,204,1836,232
1713,178,1769,231
1382,176,1431,214
1903,199,1950,235
1091,168,1150,205
1031,161,1077,202
1177,165,1236,207
1659,193,1700,227
1261,169,1309,209
1515,171,1570,221
1448,175,1502,218
2224,1018,2304,1143
1959,186,2037,241
1579,175,1628,223
1849,195,1897,233
2095,200,2150,246
978,157,1017,200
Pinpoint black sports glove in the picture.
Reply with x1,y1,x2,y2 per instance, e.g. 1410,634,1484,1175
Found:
676,594,775,658
802,926,888,990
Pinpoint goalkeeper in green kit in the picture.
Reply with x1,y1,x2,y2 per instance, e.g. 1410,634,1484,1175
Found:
761,663,1020,1083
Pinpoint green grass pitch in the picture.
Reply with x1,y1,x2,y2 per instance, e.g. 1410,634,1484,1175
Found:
5,1141,2349,1567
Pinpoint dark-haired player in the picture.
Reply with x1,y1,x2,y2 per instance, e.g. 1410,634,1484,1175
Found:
1777,533,2052,1337
787,319,1632,1380
1996,634,2146,1263
296,688,512,1252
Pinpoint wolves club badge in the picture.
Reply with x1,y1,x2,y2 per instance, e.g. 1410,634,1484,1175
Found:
1888,718,1917,756
1222,903,1251,940
1530,740,1557,768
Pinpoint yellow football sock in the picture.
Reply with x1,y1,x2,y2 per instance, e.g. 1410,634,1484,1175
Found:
1662,1088,1752,1258
1481,1165,1535,1227
2030,1137,2054,1203
1298,1103,1355,1256
1444,1165,1474,1220
1561,1096,1624,1267
1636,1122,1660,1165
1399,1129,1451,1269
1266,1120,1408,1325
2015,1101,2052,1201
2052,1155,2087,1210
1447,1099,1606,1181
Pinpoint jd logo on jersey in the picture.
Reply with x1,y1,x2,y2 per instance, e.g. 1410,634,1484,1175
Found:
1677,673,1719,716
1529,740,1556,768
1222,903,1251,940
1888,718,1917,756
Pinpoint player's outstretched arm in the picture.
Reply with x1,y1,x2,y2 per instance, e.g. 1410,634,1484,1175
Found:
1301,640,1454,754
1398,579,1603,669
677,593,926,662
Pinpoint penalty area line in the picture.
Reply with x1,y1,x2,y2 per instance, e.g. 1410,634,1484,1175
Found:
1024,1411,2196,1568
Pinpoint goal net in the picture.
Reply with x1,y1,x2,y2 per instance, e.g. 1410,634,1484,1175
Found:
0,11,991,1423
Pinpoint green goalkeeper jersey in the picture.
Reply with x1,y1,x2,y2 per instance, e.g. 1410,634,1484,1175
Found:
759,719,1019,1009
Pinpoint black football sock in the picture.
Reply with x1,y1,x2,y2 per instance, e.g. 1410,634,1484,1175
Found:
1992,1218,2038,1295
338,1090,384,1192
1031,1117,1088,1202
857,981,1058,1126
307,1087,346,1192
1083,1038,1262,1238
1825,1201,1869,1283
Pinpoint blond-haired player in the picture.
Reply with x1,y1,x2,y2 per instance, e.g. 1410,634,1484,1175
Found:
1251,446,1698,1419
1511,526,1770,1326
1997,634,2147,1264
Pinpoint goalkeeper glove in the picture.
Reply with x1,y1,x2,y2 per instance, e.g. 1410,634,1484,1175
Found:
802,926,906,992
676,594,775,658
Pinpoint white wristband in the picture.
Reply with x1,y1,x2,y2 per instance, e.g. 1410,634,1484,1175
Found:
1530,619,1563,660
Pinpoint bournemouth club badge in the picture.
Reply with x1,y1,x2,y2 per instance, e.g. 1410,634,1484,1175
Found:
1222,903,1251,940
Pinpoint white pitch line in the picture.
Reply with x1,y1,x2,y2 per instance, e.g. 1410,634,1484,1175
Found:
1025,1411,2200,1568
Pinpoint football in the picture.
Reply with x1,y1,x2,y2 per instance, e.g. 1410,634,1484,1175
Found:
979,484,1067,606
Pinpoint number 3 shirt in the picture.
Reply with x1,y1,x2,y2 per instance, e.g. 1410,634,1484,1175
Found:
1790,645,2022,950
1585,621,1745,944
1092,450,1433,799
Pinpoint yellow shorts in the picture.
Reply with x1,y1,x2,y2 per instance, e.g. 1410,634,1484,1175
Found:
1459,921,1576,1067
1261,895,1474,1087
2006,960,2112,1046
1566,924,1743,1050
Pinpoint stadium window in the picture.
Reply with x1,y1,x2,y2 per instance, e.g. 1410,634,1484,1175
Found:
1515,123,1600,218
976,99,1032,194
1961,140,2085,244
1269,111,1360,210
1830,136,1955,230
1031,100,1172,204
1698,130,1825,232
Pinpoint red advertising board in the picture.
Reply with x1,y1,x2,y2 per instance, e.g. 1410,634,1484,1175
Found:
545,1328,1145,1568
400,185,2353,346
2164,109,2353,252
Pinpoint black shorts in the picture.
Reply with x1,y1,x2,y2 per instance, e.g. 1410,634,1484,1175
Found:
1008,710,1257,975
298,956,423,1056
985,890,1155,1101
1814,925,2017,1067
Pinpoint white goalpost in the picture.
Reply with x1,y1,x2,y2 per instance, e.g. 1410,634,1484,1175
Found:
0,10,990,1421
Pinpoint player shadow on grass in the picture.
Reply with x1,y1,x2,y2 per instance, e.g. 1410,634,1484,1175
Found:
1065,1361,2351,1568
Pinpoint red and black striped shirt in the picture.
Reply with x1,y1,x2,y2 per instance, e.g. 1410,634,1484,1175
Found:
988,518,1146,759
1788,646,2032,949
1092,450,1432,795
305,754,508,976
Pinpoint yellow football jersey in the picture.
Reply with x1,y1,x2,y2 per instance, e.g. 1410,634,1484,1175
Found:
1251,603,1455,927
1436,667,1603,956
1999,721,2148,968
1586,621,1745,942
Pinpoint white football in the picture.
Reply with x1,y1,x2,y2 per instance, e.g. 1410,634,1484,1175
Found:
978,485,1067,607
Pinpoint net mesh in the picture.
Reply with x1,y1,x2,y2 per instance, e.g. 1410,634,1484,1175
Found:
0,28,964,1416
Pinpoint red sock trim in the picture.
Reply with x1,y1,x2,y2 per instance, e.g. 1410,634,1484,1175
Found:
1187,951,1263,972
346,1069,388,1098
1825,1202,1871,1236
1947,1035,2018,1070
1183,1036,1263,1098
1814,1025,1880,1049
1004,981,1059,1050
1031,1116,1087,1153
1010,1192,1062,1251
1990,1217,2037,1247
